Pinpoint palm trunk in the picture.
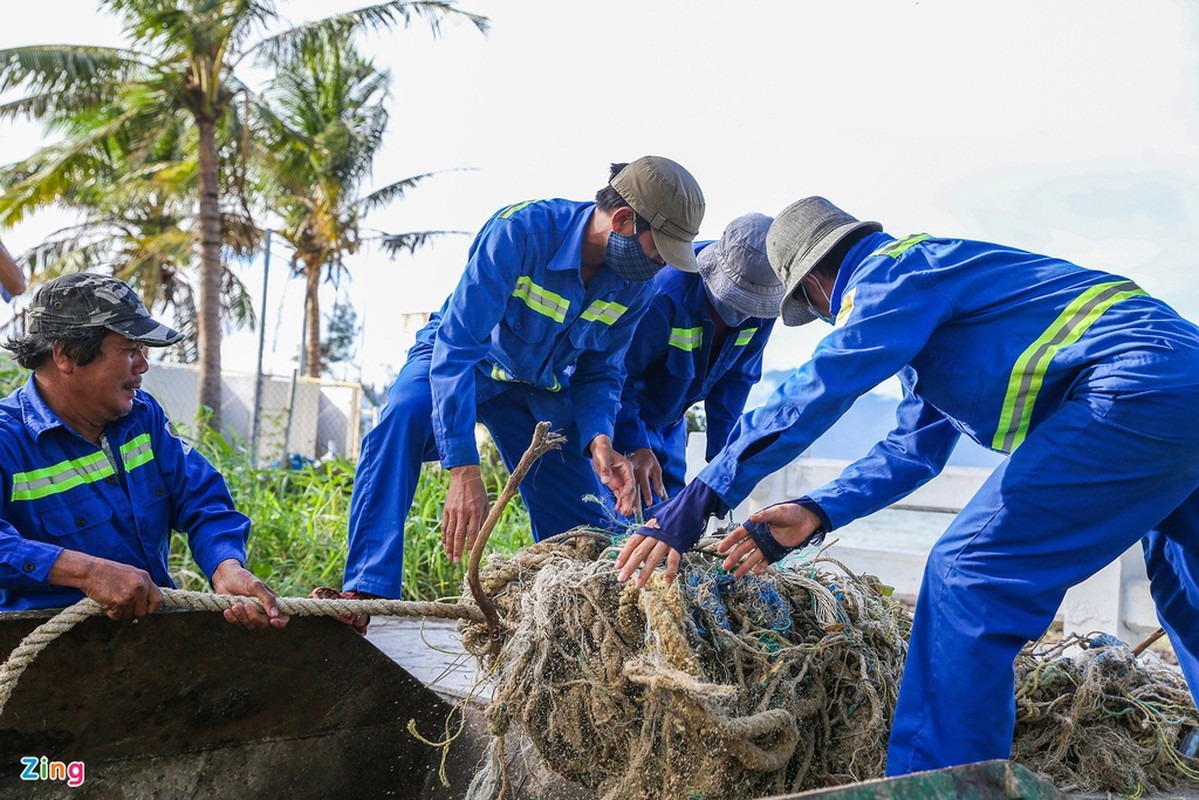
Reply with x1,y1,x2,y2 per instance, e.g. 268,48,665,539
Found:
196,118,224,427
304,259,321,378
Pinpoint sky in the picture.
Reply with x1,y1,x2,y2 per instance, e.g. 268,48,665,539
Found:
3,0,1199,393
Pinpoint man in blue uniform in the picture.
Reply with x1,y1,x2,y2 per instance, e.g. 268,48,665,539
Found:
339,156,705,613
0,274,287,629
615,212,780,507
614,196,1199,775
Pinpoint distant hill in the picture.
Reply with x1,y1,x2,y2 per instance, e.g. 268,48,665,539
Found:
742,370,1004,469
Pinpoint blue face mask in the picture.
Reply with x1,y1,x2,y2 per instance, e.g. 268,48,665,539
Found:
800,278,835,325
606,217,663,282
703,283,749,327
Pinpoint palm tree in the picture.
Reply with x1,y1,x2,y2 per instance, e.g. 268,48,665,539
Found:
0,107,257,356
0,0,487,425
255,32,467,377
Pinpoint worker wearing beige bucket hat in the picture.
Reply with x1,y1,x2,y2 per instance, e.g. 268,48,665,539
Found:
613,213,781,505
336,157,705,626
616,194,1199,779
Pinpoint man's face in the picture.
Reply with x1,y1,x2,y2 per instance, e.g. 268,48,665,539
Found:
72,332,150,423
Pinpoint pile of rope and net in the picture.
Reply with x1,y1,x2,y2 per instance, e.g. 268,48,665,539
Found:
1012,632,1199,795
457,528,911,800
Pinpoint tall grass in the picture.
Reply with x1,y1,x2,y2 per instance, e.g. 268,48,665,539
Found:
169,423,533,601
2,356,534,601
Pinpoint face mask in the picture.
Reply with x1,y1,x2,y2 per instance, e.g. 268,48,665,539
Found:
704,283,749,327
606,215,663,282
800,277,835,325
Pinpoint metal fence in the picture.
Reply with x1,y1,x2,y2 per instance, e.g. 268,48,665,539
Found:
142,362,363,467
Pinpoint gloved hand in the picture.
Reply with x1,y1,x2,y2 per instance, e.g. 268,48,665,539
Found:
615,479,727,586
717,498,830,578
742,518,826,563
639,479,727,552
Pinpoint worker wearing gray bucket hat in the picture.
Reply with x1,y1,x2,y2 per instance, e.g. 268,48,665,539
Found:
767,196,882,326
614,213,780,504
615,195,1199,779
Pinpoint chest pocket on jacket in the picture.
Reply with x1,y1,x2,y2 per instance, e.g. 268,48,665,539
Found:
37,497,115,541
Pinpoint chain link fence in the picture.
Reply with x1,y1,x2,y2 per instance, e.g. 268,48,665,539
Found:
141,362,363,467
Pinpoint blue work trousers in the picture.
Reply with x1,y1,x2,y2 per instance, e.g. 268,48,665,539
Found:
645,418,690,500
343,348,611,598
887,352,1199,775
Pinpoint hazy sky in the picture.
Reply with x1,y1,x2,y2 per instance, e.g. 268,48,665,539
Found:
4,0,1198,391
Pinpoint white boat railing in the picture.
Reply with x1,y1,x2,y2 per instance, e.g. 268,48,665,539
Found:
684,434,1159,646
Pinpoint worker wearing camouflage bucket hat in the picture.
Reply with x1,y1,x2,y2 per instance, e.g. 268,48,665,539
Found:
616,196,1199,777
0,273,288,629
613,212,781,506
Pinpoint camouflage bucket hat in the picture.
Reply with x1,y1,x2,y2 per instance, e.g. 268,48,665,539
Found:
27,273,183,346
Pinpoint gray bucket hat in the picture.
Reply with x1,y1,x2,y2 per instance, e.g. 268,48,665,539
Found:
696,212,783,319
609,156,706,272
768,196,882,326
27,273,184,346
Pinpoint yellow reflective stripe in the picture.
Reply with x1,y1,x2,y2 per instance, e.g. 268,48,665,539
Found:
991,280,1146,452
512,276,569,323
871,233,932,259
490,364,561,392
11,451,113,501
668,326,703,351
119,433,155,471
498,200,537,219
734,327,758,347
579,299,628,326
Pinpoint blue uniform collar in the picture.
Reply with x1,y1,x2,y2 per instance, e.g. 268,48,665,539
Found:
19,374,147,441
829,231,892,320
544,202,596,273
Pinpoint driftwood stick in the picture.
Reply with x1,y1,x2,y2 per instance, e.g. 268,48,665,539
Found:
1132,627,1166,657
466,421,565,652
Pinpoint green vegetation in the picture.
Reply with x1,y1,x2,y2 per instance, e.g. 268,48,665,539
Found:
169,426,532,601
0,355,23,396
2,356,531,601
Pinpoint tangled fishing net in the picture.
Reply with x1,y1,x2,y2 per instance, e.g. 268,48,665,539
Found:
454,528,1199,799
457,528,910,800
1012,632,1199,795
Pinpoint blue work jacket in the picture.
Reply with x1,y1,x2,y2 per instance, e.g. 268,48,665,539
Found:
701,231,1199,528
0,377,249,610
417,199,653,467
614,262,774,460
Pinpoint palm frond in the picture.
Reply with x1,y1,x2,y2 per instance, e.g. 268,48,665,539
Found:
251,1,488,65
376,228,469,258
361,168,475,214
